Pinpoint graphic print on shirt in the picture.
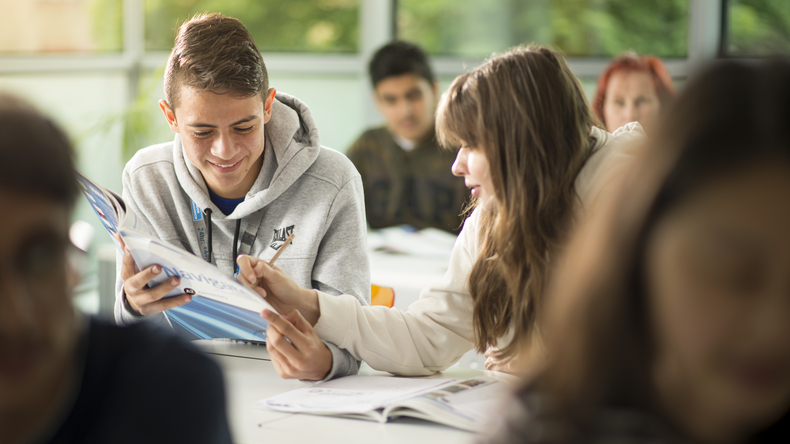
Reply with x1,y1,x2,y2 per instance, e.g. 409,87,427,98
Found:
270,225,295,250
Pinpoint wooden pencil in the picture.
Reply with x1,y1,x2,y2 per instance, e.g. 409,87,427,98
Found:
268,232,294,266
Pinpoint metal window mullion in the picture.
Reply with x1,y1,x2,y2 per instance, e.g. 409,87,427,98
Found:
123,0,145,103
688,0,723,75
360,0,395,126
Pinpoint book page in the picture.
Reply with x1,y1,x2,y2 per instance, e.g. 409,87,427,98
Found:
386,377,509,432
258,376,453,415
75,170,147,249
120,231,273,313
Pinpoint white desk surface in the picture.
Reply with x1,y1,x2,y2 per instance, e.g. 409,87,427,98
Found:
199,341,491,444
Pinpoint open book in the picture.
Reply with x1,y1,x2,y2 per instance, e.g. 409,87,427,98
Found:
257,375,508,432
76,171,276,341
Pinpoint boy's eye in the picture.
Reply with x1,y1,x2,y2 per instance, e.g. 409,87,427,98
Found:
235,126,254,134
406,90,423,102
193,131,213,138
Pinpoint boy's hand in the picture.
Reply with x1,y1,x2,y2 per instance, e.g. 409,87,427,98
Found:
117,234,192,316
236,254,321,325
262,309,332,381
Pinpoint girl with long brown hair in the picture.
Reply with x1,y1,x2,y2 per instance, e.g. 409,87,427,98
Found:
237,44,645,380
487,60,790,443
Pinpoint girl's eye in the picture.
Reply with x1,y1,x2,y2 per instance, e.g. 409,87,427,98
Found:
235,126,254,134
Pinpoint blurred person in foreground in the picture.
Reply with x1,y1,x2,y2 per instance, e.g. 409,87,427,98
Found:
0,93,232,444
593,51,676,135
347,41,468,233
487,60,790,443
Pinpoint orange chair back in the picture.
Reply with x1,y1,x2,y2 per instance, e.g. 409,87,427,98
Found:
370,284,395,308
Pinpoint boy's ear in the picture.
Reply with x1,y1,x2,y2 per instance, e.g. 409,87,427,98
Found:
263,88,277,124
159,100,179,133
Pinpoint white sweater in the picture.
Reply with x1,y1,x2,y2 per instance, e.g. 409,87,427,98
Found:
315,123,646,376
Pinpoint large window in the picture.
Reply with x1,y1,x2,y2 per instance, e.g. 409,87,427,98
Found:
144,0,360,53
0,0,122,53
725,0,790,56
397,0,689,58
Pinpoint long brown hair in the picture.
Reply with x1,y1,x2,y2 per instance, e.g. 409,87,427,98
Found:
436,45,596,357
532,60,790,437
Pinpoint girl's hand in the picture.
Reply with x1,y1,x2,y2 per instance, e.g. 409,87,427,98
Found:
236,254,321,325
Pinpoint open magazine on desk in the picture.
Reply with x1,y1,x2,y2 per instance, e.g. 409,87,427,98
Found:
76,171,276,342
259,375,508,432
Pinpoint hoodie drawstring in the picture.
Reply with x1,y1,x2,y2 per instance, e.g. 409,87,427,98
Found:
232,219,241,275
200,208,253,275
203,208,213,262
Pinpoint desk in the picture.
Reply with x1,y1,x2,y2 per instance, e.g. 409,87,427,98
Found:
367,226,456,311
198,342,490,444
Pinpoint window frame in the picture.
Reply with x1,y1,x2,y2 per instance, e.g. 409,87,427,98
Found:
0,0,723,124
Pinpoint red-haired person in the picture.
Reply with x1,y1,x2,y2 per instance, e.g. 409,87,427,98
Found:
592,51,676,135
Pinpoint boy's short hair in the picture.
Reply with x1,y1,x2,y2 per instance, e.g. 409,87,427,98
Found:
0,92,77,208
369,41,435,88
164,13,268,112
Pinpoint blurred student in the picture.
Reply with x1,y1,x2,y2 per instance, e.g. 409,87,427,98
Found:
237,45,645,377
0,93,231,443
114,13,368,381
347,41,468,233
487,60,790,443
592,51,676,134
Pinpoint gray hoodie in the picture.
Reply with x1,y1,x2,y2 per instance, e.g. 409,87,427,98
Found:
114,92,370,380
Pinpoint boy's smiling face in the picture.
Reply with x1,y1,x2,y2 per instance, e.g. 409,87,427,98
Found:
160,86,276,199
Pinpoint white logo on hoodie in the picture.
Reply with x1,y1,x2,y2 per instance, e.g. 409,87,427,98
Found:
270,225,295,250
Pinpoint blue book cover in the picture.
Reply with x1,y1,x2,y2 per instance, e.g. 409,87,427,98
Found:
76,171,274,342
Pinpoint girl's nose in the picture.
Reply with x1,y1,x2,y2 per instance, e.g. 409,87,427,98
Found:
451,148,468,177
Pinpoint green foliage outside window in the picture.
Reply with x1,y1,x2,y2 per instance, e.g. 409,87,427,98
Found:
89,0,123,52
144,0,359,52
398,0,688,58
727,0,790,56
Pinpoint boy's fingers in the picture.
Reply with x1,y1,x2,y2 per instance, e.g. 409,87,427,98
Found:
120,248,137,280
114,233,127,251
125,265,174,295
135,277,181,305
140,294,192,316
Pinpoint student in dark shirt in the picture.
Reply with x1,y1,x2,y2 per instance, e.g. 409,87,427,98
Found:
0,93,232,444
485,61,790,444
347,41,468,233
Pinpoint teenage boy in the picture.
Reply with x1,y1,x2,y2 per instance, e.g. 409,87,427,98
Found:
0,93,231,443
114,13,369,381
347,41,468,233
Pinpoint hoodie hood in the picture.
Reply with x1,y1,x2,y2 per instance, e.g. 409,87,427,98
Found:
173,92,322,219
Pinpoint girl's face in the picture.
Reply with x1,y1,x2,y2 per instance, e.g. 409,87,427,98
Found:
452,145,496,211
603,70,661,134
645,162,790,442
